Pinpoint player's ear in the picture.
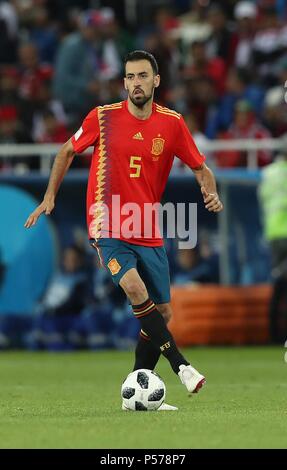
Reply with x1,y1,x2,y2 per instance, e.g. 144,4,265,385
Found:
154,74,160,88
124,77,128,90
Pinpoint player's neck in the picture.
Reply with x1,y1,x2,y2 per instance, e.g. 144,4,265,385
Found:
127,98,153,120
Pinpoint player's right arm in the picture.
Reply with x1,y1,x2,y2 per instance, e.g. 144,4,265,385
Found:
24,139,75,228
24,107,100,228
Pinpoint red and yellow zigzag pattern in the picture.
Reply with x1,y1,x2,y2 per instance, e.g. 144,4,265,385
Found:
92,103,123,240
155,104,181,120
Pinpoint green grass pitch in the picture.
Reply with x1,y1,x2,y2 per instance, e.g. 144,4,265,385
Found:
0,347,286,449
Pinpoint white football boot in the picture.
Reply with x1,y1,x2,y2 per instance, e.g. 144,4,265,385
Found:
122,401,178,411
178,364,206,393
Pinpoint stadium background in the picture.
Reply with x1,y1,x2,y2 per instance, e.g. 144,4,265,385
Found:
0,0,287,449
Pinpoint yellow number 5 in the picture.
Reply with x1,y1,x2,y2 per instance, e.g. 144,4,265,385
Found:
130,156,142,178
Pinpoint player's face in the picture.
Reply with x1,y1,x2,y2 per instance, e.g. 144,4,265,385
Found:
124,60,160,107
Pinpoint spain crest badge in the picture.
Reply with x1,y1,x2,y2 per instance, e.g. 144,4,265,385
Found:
107,258,121,275
151,137,165,157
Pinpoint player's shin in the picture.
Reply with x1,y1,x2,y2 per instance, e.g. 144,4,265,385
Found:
133,330,161,371
132,299,189,374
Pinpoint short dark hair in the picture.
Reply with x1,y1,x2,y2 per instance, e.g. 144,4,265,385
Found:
124,50,159,75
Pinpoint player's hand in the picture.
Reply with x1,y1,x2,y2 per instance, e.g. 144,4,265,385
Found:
201,186,223,212
24,196,55,228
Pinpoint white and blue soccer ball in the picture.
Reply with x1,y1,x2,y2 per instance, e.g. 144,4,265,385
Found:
121,369,166,411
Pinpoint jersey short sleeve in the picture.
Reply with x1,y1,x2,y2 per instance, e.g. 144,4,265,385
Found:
71,108,100,154
174,116,206,169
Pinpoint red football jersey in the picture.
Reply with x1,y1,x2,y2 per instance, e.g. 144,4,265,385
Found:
71,101,205,246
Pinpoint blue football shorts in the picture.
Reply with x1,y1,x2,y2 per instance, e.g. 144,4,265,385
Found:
90,238,171,305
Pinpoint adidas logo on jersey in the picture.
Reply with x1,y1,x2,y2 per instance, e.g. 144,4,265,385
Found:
133,132,144,140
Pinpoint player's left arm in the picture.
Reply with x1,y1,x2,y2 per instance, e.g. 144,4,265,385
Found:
174,116,223,213
192,163,223,213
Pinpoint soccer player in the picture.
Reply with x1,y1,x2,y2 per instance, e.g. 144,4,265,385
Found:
25,50,223,411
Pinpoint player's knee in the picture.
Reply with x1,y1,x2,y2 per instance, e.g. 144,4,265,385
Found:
157,305,172,323
162,310,172,324
123,281,147,302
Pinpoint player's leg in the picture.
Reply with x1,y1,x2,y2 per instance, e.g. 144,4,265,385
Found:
132,247,173,372
119,267,192,375
133,303,171,371
91,239,178,409
92,239,205,393
132,304,179,411
133,245,206,393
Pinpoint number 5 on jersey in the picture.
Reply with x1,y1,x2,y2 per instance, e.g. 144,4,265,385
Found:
130,156,142,178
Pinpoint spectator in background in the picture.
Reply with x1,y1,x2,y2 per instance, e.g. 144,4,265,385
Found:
262,57,287,137
70,254,139,351
0,0,18,64
263,86,287,137
252,4,287,87
137,7,181,103
53,9,104,127
0,66,20,108
142,31,179,104
18,42,53,102
45,0,91,31
38,245,88,315
215,99,272,167
276,0,287,19
0,104,33,172
182,38,227,96
90,254,138,350
233,1,257,72
206,67,265,139
102,77,125,104
69,285,114,350
28,5,58,64
31,79,68,142
53,8,133,128
185,76,217,134
258,145,287,343
17,42,53,133
0,105,20,143
276,56,287,88
176,0,211,48
172,113,212,172
172,240,219,285
27,245,89,351
206,3,237,67
35,109,69,144
184,113,210,161
99,7,134,80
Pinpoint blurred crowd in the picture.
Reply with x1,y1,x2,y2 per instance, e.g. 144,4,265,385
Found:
0,0,287,172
